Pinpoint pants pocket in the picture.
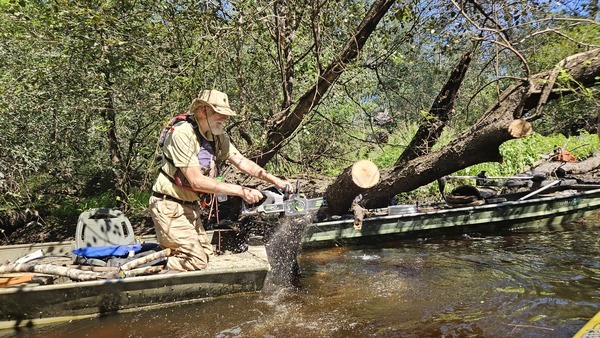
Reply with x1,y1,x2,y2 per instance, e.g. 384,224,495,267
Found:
158,199,184,218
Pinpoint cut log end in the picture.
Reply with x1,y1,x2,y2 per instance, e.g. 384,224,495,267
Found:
351,160,380,189
508,119,533,138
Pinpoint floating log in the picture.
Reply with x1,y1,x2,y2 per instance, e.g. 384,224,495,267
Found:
325,160,380,215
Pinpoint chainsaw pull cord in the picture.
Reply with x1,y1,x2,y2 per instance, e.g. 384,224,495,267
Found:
206,192,221,252
207,176,223,225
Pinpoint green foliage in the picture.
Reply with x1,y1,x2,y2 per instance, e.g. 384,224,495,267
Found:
530,24,600,73
395,185,440,204
369,123,455,168
526,22,600,135
453,132,600,179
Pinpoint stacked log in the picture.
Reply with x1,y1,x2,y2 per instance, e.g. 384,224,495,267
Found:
0,248,171,282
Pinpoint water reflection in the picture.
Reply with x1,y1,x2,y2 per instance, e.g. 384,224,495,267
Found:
2,216,599,338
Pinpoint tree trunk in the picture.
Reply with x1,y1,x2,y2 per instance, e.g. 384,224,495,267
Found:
325,160,379,214
274,0,296,110
356,48,600,209
318,48,600,212
395,51,473,167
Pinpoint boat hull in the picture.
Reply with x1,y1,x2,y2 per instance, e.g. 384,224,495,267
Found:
574,311,600,338
302,186,600,247
2,185,600,329
0,244,269,329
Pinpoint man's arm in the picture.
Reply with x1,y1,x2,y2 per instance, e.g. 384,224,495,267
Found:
228,153,294,193
180,166,263,204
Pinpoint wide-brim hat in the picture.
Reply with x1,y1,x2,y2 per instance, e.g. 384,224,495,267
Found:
189,89,237,116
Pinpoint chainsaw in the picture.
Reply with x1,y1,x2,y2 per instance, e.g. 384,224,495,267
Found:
240,181,326,217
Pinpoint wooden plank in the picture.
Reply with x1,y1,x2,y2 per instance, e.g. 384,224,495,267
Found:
0,275,33,288
0,273,57,287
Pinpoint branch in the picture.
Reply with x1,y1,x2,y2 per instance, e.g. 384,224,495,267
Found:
253,0,396,167
395,51,473,167
451,0,531,77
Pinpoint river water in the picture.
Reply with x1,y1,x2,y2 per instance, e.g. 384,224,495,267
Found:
2,214,599,338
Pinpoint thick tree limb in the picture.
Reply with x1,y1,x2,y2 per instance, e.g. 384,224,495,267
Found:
395,51,473,167
325,160,380,215
253,0,396,167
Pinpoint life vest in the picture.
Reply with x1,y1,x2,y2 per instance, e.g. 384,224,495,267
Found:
158,114,219,192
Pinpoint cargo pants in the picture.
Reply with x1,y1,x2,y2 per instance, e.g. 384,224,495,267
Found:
149,196,214,271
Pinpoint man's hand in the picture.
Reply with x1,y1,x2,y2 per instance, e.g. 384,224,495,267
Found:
276,179,295,194
240,187,264,204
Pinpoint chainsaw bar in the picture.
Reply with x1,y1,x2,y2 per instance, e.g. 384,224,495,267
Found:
282,197,326,216
242,194,326,217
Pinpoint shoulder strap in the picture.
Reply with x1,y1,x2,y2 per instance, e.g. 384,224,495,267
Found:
161,114,218,168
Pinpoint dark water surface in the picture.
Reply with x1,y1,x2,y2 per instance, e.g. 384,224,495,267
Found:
3,214,599,338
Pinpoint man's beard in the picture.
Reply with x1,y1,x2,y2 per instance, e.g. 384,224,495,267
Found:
208,119,225,135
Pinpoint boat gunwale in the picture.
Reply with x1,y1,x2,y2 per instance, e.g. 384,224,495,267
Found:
311,186,600,226
0,263,269,295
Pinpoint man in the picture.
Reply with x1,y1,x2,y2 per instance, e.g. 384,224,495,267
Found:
149,89,292,271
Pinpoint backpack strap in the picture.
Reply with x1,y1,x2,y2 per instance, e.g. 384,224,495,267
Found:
159,114,219,192
161,114,216,167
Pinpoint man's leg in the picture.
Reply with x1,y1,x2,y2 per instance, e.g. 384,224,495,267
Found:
149,196,210,271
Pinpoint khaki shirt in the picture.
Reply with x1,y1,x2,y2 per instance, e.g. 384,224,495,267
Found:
152,116,240,201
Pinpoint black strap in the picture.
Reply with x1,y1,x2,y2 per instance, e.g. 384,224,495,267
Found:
188,117,216,151
152,191,198,205
159,168,177,185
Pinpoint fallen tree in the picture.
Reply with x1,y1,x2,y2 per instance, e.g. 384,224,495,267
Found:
326,48,600,211
324,160,380,215
531,152,600,178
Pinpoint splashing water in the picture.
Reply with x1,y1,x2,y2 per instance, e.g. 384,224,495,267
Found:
263,214,312,290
